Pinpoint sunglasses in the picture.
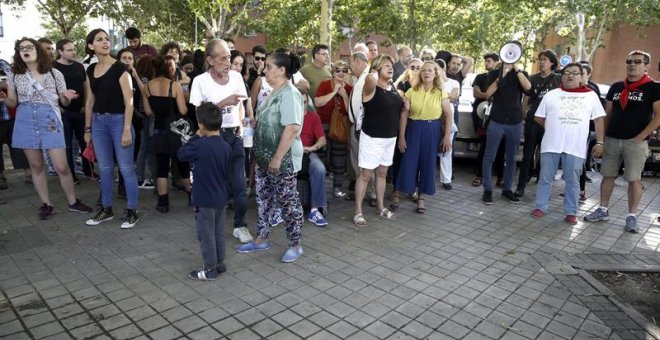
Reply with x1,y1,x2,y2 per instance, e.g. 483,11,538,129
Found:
409,66,421,71
254,56,266,61
625,59,645,65
334,68,348,73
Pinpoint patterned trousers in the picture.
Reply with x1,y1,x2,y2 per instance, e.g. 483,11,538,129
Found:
255,163,303,246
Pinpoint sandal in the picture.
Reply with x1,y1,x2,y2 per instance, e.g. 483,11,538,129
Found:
377,208,396,220
390,192,400,211
415,198,426,214
471,177,482,187
353,213,368,227
579,191,587,202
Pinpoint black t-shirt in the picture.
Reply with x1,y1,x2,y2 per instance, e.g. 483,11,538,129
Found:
397,80,412,94
606,80,660,139
54,61,86,112
362,85,403,138
87,61,127,114
487,69,529,125
525,72,562,122
447,71,464,89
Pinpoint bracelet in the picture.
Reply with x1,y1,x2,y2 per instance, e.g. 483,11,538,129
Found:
596,142,604,145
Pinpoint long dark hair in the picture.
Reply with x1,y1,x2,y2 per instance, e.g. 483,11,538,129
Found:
153,55,176,80
11,37,52,74
230,49,247,77
84,28,108,58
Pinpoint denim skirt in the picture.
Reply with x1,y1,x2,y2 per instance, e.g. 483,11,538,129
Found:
12,102,65,149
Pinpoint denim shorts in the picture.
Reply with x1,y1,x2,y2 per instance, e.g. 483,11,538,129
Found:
12,102,65,149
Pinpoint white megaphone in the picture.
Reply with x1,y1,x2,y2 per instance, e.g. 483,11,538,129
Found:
476,101,492,121
499,41,523,64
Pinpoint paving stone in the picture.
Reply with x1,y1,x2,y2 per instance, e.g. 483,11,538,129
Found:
136,314,169,332
173,315,207,333
98,312,131,331
327,320,359,338
109,324,143,339
188,325,223,340
271,309,303,327
68,323,103,339
212,316,245,335
307,329,340,340
148,325,183,340
0,320,23,337
401,320,433,339
289,319,321,338
307,310,339,328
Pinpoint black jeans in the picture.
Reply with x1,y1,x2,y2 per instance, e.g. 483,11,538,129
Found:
517,121,544,189
62,111,92,176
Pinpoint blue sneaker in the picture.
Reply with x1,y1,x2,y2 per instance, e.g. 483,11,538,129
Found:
624,216,638,233
307,210,328,227
236,241,271,253
584,207,609,222
281,246,303,263
269,209,284,227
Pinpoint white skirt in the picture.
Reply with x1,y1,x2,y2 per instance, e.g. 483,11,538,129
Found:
358,131,396,170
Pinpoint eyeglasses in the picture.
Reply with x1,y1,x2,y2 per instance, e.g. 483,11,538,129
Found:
409,66,421,71
19,45,35,52
625,59,645,65
254,56,266,61
421,57,433,61
563,71,582,77
334,68,348,73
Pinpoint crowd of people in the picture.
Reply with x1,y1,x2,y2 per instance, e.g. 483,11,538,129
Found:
0,26,658,280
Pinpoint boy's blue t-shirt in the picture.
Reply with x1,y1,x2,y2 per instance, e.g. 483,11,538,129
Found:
177,134,231,208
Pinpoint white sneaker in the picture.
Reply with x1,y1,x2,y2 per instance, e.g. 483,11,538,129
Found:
232,227,254,243
138,179,154,189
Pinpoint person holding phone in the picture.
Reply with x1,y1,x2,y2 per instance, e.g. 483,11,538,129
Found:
189,39,252,243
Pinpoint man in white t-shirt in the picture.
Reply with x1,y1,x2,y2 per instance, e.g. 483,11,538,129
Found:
531,63,606,225
189,39,253,243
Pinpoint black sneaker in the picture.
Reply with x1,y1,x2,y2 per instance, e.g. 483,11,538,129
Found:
442,183,453,190
86,207,114,226
188,268,218,281
121,209,139,229
502,190,520,203
72,176,80,185
39,204,54,220
68,199,93,213
482,191,493,205
514,186,525,198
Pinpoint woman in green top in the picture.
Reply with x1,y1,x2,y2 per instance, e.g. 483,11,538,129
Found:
236,52,305,263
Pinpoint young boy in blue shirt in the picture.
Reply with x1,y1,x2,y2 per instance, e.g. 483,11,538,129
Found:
177,102,231,280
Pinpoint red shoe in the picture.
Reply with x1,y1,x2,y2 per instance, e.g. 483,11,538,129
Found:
565,215,578,225
531,209,545,218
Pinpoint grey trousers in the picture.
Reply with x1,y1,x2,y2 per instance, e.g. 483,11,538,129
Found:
195,206,226,270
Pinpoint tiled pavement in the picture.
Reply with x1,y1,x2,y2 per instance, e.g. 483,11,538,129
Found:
1,165,659,340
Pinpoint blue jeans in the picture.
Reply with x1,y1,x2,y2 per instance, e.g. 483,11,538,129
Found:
308,152,327,208
92,113,139,209
221,131,247,228
536,152,584,215
136,116,153,182
482,121,523,191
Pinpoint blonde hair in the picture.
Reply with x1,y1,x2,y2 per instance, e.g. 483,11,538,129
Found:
370,54,395,73
394,58,422,86
412,61,445,93
332,60,348,69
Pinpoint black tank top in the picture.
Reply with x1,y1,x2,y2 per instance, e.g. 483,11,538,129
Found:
147,81,179,130
362,84,403,138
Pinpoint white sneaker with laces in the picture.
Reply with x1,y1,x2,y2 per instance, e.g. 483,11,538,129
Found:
233,227,254,243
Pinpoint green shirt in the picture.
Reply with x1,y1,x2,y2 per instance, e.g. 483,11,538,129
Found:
300,63,332,100
254,82,304,172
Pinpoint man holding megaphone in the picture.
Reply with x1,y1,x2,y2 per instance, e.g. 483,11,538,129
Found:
481,45,532,205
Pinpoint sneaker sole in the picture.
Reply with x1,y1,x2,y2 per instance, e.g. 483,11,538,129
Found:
236,245,271,253
624,227,638,233
483,201,493,205
68,208,92,213
86,216,113,226
584,216,609,222
308,218,328,227
281,255,301,263
121,218,139,229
